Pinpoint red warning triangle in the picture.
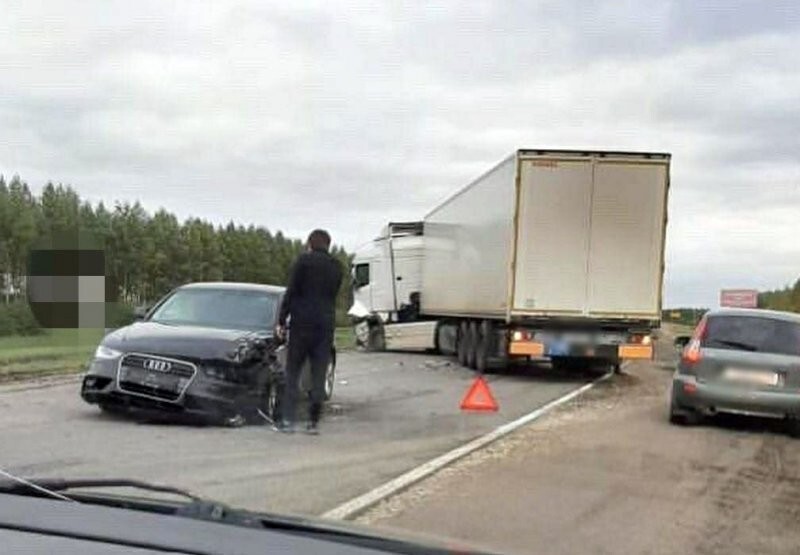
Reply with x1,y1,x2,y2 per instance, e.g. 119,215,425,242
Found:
460,376,499,412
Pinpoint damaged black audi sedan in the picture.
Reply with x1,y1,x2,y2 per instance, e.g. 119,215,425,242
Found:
80,282,336,426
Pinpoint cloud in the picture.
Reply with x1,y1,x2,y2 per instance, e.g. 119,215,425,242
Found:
1,0,798,306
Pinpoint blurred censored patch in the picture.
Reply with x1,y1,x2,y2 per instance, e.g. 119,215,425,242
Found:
26,248,115,328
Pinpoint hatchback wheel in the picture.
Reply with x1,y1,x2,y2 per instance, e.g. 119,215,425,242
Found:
669,400,701,426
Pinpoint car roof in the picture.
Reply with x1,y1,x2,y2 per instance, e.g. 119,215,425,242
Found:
178,281,285,295
705,307,800,324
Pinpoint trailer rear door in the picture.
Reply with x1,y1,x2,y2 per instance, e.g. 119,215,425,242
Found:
586,160,668,317
512,158,593,315
512,153,668,319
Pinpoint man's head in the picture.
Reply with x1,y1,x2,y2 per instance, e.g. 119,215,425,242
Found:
307,229,332,252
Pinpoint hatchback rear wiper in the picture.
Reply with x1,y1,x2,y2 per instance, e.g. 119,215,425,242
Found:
706,338,758,351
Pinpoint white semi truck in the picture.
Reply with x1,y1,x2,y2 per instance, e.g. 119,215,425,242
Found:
348,149,670,372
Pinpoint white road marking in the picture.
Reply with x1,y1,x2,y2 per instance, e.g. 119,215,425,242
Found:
322,368,616,520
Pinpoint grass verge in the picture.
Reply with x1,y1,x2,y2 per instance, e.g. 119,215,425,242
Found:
1,326,355,384
335,326,355,351
0,328,102,383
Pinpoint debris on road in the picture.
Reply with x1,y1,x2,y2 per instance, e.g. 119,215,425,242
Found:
423,360,452,370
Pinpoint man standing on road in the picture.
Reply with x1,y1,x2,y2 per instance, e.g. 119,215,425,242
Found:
274,229,343,435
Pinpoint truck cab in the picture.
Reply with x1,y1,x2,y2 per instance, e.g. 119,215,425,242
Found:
349,222,428,349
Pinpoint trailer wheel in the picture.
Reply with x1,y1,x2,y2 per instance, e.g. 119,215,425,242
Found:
432,323,442,354
457,321,470,367
475,320,492,374
466,321,479,369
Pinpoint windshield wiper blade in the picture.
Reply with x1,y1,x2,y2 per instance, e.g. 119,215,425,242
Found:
0,468,75,502
707,338,758,351
0,476,200,501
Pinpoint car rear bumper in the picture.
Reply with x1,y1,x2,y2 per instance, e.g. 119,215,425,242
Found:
672,374,800,418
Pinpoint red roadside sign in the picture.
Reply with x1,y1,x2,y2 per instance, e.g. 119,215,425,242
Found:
720,289,758,308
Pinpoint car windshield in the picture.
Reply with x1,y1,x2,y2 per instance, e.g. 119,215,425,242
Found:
703,316,800,357
149,289,279,332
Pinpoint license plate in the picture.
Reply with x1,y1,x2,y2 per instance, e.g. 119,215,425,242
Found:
122,367,177,388
546,340,570,356
722,368,779,386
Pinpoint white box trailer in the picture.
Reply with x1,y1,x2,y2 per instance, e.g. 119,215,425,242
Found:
349,149,670,372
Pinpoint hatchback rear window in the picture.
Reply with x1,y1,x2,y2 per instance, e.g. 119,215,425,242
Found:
703,315,800,357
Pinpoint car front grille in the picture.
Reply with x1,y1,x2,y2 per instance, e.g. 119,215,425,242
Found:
117,353,197,402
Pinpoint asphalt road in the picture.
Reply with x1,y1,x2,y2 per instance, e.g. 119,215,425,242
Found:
359,333,800,555
0,351,592,516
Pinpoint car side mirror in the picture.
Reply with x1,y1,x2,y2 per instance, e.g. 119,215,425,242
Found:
673,336,691,350
133,306,149,321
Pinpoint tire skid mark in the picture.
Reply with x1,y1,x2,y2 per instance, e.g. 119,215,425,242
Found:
767,440,800,528
693,435,788,555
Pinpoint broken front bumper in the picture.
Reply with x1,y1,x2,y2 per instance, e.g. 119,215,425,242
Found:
80,357,266,421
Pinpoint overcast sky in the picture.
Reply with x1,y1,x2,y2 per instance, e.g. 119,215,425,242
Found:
1,1,798,307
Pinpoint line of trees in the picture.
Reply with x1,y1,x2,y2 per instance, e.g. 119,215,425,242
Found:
759,279,800,313
663,279,800,327
662,308,708,326
0,175,353,335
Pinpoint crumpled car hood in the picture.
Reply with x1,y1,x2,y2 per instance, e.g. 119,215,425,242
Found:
102,322,273,363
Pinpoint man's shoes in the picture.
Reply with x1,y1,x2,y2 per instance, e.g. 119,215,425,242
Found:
304,421,320,435
272,420,295,434
224,414,246,428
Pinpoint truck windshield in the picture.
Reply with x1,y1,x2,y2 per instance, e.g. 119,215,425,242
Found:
149,289,279,332
702,315,800,357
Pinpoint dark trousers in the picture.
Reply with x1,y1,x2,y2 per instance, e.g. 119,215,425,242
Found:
283,327,333,424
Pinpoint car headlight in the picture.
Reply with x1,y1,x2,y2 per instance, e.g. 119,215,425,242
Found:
202,365,247,383
94,345,122,360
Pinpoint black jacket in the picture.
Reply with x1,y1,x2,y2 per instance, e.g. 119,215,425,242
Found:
278,249,343,330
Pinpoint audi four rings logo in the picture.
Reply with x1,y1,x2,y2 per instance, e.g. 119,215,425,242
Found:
144,359,172,372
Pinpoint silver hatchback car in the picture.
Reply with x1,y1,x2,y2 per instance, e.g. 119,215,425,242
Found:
670,308,800,432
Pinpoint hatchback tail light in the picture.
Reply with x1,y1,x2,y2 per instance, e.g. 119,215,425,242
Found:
682,316,708,365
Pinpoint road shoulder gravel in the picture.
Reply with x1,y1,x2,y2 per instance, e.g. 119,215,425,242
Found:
358,339,800,555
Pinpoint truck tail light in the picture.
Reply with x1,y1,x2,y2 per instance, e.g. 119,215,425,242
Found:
630,334,652,345
511,330,532,342
509,329,544,356
682,317,708,365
